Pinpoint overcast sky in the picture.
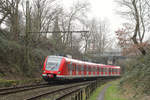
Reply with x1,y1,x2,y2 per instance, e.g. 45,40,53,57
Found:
61,0,125,33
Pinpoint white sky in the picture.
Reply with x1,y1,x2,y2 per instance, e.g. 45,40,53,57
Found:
61,0,125,33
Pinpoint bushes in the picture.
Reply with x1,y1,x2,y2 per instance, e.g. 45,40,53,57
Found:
0,36,51,78
120,53,150,99
0,78,43,87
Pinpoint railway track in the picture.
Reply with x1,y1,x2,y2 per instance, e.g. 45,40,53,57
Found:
25,81,92,100
0,79,112,100
0,82,49,95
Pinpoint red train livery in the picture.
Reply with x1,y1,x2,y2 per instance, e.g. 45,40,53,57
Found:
42,56,120,81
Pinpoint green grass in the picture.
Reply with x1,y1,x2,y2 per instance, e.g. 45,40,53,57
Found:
88,83,107,100
105,81,127,100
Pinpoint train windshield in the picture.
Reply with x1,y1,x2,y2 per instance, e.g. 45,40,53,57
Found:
46,56,62,71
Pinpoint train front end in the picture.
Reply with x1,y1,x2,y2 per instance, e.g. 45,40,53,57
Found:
42,56,63,81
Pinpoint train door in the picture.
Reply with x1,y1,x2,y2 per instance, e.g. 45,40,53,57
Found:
69,62,73,76
80,65,83,76
112,68,114,75
118,69,120,75
105,68,107,76
116,68,118,75
76,64,78,76
99,66,101,76
79,64,81,76
93,66,95,76
86,65,89,76
66,62,70,75
84,65,86,76
91,66,93,76
114,68,116,75
101,67,103,76
89,66,91,76
74,63,76,76
72,63,74,76
109,68,111,76
97,66,99,76
103,68,105,76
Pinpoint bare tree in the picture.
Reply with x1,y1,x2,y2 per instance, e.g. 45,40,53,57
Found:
0,0,21,40
59,1,89,48
80,18,111,56
116,0,150,55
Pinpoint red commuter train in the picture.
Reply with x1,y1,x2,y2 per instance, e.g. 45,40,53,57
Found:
42,56,120,81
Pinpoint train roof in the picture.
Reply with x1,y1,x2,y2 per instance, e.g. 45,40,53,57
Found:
47,55,120,68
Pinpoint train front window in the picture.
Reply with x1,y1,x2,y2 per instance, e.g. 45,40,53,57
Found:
46,56,62,71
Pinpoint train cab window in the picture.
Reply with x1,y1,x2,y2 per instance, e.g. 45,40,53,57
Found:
46,56,62,71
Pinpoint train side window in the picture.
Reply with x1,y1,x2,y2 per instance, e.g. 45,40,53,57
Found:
103,68,105,73
69,63,71,71
89,66,90,72
72,64,74,71
79,65,81,71
76,64,78,72
86,65,88,72
78,64,80,72
81,65,84,71
67,63,69,71
74,64,76,71
99,67,101,72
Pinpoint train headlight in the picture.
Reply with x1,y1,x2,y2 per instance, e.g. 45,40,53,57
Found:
58,71,61,74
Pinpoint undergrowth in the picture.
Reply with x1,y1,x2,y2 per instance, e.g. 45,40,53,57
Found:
119,53,150,100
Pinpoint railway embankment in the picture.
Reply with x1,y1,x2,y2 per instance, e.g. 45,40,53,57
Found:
0,80,105,100
0,78,43,88
118,54,150,100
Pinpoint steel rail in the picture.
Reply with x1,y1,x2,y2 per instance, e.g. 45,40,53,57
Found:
25,81,93,100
